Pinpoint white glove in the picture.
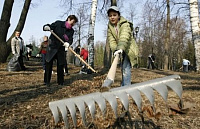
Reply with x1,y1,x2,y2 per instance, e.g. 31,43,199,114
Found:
14,54,20,58
63,42,69,51
114,49,123,56
36,54,40,57
43,25,51,31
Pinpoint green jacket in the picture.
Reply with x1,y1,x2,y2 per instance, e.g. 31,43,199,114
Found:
107,16,139,67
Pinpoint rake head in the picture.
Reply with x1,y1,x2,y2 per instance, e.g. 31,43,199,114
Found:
49,75,183,128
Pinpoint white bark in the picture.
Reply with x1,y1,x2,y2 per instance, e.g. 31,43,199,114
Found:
189,0,200,71
88,0,97,70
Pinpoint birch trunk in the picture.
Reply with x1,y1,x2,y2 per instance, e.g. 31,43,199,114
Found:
88,0,97,72
189,0,200,71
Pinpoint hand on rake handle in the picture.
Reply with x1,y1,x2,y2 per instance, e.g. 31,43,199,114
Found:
43,25,51,31
114,49,123,56
63,42,69,51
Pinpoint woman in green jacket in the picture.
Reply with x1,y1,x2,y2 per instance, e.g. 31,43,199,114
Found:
107,6,138,86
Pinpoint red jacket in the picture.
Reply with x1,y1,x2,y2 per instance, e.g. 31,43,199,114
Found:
80,49,88,61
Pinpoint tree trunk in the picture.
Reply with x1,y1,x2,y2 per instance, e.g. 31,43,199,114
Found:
0,0,14,62
88,0,98,71
0,0,31,63
111,0,117,6
189,0,200,71
103,39,112,69
164,0,170,70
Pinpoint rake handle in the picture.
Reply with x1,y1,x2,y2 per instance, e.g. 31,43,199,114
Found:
50,30,97,73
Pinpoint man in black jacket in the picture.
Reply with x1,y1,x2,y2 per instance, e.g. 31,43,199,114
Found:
43,15,78,86
147,53,156,69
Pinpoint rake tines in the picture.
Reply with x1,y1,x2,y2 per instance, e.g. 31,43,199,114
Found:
49,75,183,128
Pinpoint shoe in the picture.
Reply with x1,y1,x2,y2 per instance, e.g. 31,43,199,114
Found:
79,71,82,74
81,71,87,74
21,67,26,71
44,82,50,86
58,83,64,86
64,73,70,76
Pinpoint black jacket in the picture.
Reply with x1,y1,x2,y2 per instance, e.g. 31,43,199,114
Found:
43,21,74,64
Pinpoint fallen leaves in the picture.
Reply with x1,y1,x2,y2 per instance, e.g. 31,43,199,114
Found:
142,106,162,121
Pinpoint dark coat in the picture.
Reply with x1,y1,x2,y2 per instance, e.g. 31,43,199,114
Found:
44,21,74,64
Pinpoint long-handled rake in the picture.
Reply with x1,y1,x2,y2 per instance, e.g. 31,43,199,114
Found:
49,30,97,73
102,54,119,87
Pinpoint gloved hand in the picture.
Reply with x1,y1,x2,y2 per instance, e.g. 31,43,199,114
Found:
114,49,123,56
63,42,69,51
43,25,51,31
36,54,40,57
14,54,20,58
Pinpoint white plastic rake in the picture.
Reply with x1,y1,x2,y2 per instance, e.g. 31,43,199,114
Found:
49,75,183,128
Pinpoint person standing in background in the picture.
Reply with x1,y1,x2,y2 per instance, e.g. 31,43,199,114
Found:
11,31,26,70
147,53,156,69
182,59,190,72
38,36,49,72
79,47,88,74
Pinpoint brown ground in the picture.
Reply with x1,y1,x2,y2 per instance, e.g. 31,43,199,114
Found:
0,59,199,129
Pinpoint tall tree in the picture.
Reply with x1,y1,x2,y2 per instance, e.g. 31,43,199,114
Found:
164,0,170,70
111,0,117,6
77,5,90,46
88,0,98,72
189,0,200,71
0,0,14,62
0,0,32,62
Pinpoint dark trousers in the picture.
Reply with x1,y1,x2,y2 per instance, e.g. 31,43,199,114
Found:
44,55,64,85
183,65,188,72
19,50,25,70
147,58,155,69
64,64,68,73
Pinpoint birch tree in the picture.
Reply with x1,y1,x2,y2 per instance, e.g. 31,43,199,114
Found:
87,0,98,73
189,0,200,71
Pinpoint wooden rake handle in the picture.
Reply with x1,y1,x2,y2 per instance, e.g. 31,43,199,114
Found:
50,30,97,73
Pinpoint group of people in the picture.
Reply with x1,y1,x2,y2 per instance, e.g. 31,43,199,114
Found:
9,6,139,87
13,6,192,87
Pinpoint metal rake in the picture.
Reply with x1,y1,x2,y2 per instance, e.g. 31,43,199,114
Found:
49,74,183,128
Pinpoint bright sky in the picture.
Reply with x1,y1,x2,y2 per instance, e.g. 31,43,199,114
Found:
0,0,107,46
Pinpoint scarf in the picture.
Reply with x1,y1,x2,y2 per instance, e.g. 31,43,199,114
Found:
63,21,72,41
65,21,72,29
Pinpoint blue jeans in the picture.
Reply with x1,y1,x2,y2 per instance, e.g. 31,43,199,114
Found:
121,54,131,86
41,53,46,70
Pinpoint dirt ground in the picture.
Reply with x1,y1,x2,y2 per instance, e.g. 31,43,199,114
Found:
0,59,200,129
